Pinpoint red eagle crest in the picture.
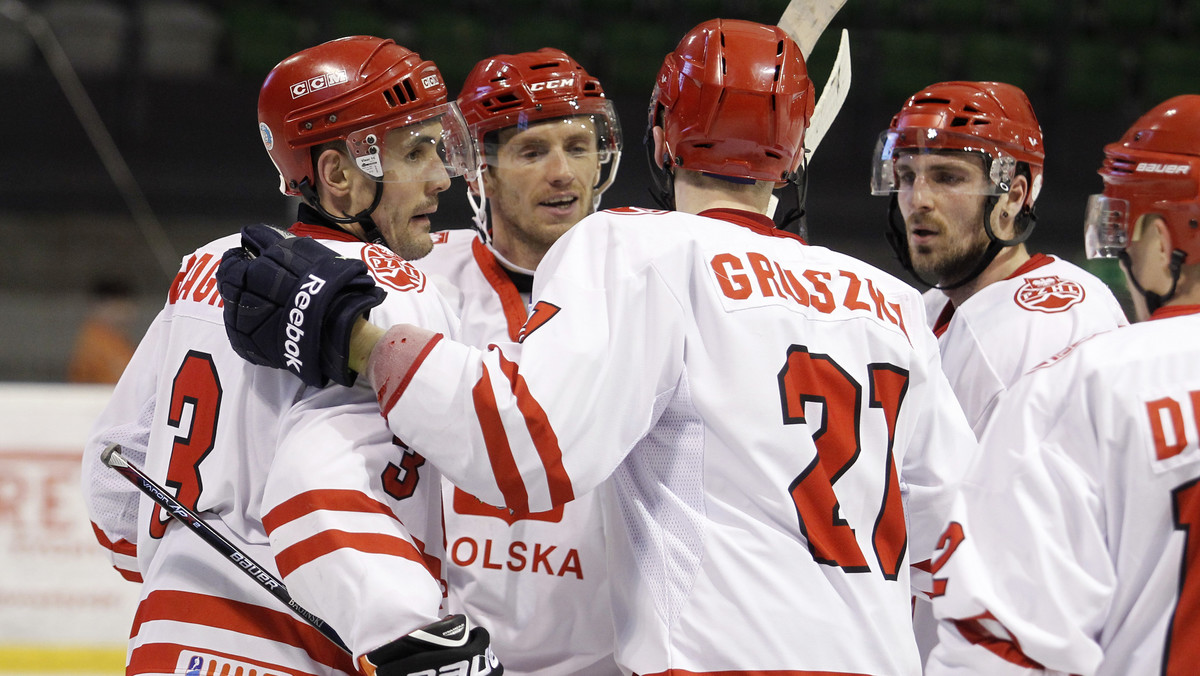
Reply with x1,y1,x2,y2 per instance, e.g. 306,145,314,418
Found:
361,244,426,292
1013,275,1085,313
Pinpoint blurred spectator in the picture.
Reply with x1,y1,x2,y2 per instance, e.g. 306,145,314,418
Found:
67,278,138,383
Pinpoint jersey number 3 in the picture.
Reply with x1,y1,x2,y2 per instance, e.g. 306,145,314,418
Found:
151,351,222,539
778,346,908,578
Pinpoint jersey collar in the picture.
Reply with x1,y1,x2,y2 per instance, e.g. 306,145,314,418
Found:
931,253,1055,337
1149,304,1200,321
288,202,365,243
698,208,807,244
1004,252,1054,279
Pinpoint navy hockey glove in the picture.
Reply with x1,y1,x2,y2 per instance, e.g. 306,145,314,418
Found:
217,224,385,387
361,614,502,676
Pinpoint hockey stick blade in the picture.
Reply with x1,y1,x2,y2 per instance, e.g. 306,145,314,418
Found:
778,0,848,59
100,443,351,654
803,29,852,160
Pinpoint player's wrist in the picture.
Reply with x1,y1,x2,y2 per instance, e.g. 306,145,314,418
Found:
349,318,386,375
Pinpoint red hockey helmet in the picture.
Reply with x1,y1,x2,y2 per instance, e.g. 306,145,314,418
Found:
649,19,815,182
1085,94,1200,262
257,36,477,197
458,48,621,166
871,81,1045,207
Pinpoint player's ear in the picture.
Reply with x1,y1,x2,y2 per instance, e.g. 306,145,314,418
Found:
995,175,1028,239
316,148,354,197
477,165,496,198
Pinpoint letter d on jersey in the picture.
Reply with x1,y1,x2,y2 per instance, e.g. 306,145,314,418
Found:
284,274,326,373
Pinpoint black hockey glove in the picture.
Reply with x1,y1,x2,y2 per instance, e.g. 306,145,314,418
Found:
362,614,502,676
217,224,385,388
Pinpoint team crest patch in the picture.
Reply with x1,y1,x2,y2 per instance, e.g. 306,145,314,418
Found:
361,244,426,292
1014,275,1085,313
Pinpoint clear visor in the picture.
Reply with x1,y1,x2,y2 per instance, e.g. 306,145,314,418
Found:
870,128,1017,196
1083,193,1131,259
344,102,479,183
480,108,621,171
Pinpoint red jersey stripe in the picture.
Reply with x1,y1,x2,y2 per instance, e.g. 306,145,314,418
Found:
472,362,532,514
378,333,443,418
129,590,353,672
496,351,575,506
263,489,399,533
274,529,429,578
90,521,137,556
471,237,529,342
952,612,1045,669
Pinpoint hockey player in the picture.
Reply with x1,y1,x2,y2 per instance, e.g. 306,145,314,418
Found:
870,79,1130,667
417,49,622,676
924,95,1200,675
217,19,978,675
81,36,501,676
872,81,1128,435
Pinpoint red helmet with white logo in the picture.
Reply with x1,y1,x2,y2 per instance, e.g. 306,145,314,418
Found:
871,81,1045,208
1086,94,1200,263
257,35,476,197
649,19,815,182
457,48,622,243
458,48,621,164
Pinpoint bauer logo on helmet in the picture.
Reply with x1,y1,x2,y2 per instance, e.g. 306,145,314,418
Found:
1135,162,1190,175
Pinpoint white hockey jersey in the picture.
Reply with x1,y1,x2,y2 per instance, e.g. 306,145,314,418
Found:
365,207,979,675
926,305,1200,676
913,253,1129,666
415,228,619,676
82,220,459,676
923,253,1128,436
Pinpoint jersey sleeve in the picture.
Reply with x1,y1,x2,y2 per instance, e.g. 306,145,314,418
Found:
927,360,1113,675
367,215,687,513
261,267,460,658
899,319,980,581
80,305,172,582
265,374,446,658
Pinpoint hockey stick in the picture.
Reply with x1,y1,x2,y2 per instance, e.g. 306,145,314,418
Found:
776,0,852,160
803,29,852,161
779,0,847,59
100,443,352,655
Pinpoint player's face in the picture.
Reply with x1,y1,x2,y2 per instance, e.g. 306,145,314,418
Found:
483,117,602,266
895,152,992,284
368,121,453,260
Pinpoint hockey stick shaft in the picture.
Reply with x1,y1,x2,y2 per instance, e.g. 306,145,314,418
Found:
100,443,351,655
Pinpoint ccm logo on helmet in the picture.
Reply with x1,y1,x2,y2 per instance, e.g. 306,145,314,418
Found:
1136,162,1190,175
421,74,440,89
290,69,349,99
283,274,327,372
529,78,575,91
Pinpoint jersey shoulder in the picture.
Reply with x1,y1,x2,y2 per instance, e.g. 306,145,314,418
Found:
418,228,479,277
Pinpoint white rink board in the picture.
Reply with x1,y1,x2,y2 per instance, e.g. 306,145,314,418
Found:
0,384,136,673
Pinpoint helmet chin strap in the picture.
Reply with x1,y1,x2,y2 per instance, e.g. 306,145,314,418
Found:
1119,248,1186,315
886,194,1037,291
299,179,387,245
